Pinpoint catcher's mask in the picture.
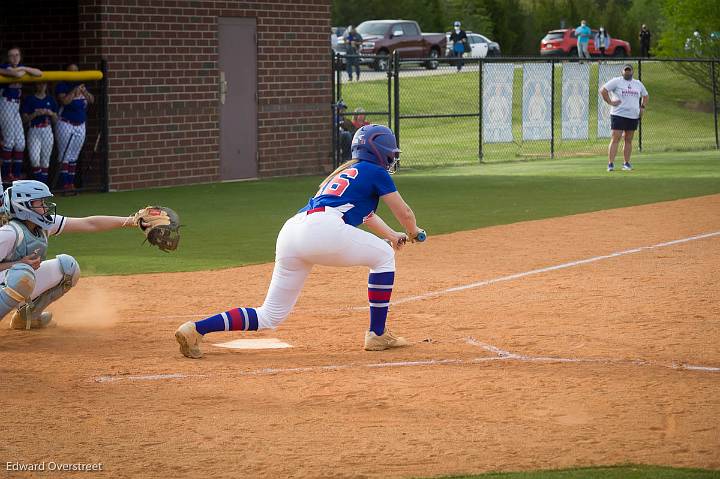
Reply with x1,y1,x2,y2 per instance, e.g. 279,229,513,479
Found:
2,180,57,230
351,124,401,173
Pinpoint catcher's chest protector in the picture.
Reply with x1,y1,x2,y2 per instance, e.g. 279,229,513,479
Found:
3,220,49,262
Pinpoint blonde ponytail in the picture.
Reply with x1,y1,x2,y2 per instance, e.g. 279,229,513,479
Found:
319,159,358,188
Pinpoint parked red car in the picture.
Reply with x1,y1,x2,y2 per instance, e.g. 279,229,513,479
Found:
540,29,631,57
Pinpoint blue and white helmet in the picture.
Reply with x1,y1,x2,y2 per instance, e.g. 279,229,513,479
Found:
2,180,56,229
351,124,401,173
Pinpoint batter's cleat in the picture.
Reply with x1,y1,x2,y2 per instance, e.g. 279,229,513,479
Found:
9,311,53,330
175,321,204,359
364,329,409,351
622,162,633,171
607,162,614,172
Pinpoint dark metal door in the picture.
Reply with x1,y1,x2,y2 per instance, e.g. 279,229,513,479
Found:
219,17,257,180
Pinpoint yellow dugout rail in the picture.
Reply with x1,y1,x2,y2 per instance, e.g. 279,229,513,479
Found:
0,71,103,84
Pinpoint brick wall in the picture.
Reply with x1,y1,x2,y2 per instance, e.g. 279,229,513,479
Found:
90,0,332,190
3,0,333,191
0,2,80,69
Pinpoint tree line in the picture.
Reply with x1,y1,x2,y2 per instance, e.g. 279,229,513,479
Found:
332,0,719,58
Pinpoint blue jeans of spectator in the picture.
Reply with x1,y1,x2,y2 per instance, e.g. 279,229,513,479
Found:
578,42,590,59
453,50,464,70
340,130,352,161
346,55,360,80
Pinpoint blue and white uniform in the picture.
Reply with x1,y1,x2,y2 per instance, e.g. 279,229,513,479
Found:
207,160,398,332
300,161,397,226
177,124,413,358
0,63,26,181
55,81,88,189
22,94,58,184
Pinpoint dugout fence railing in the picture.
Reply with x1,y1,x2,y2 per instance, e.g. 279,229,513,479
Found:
0,62,108,193
332,53,719,169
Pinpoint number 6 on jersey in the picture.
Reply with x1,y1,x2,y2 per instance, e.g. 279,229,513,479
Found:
318,168,358,197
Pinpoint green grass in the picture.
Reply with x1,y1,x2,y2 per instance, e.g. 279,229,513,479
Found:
48,150,719,275
340,61,717,167
429,464,720,479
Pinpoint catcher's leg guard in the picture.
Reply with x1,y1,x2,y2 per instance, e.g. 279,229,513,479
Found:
0,263,36,322
11,254,80,329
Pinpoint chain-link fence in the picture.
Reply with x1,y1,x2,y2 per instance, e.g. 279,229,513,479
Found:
332,53,719,169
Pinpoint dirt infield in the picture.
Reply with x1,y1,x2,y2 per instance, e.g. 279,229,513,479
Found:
2,195,719,478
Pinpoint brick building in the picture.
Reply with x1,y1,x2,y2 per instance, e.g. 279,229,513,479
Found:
1,0,332,190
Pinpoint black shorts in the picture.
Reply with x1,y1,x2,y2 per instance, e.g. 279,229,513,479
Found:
610,114,639,131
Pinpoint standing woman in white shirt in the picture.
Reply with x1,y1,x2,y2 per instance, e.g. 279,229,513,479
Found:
599,63,649,172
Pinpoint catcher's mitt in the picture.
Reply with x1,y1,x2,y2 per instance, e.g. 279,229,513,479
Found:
129,206,180,252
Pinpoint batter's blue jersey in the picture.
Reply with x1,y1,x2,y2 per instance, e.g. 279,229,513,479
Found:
22,94,58,127
0,63,24,101
300,160,397,226
55,82,87,123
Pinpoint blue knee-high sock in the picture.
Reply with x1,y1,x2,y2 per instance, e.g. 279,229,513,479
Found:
1,150,11,179
194,308,259,335
12,152,23,178
368,271,394,336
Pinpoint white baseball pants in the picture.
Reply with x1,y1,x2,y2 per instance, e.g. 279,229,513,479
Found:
0,99,24,151
256,207,396,330
56,120,85,164
27,126,54,168
0,257,65,300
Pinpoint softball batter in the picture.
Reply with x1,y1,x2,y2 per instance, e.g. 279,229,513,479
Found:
0,47,43,184
21,82,57,185
56,64,94,191
176,124,425,358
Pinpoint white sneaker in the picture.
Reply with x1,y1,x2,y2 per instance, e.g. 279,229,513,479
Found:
364,330,409,351
9,311,53,330
175,321,204,359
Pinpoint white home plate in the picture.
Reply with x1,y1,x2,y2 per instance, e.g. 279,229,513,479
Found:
212,338,292,350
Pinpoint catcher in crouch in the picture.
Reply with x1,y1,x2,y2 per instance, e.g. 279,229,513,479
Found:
0,180,178,330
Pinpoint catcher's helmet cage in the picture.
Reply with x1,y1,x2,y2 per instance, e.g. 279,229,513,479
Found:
351,124,401,172
2,180,57,230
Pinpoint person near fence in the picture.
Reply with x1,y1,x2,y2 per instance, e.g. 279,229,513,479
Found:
344,25,363,82
599,64,649,172
639,24,652,57
351,107,370,131
574,20,592,60
55,63,94,192
0,47,43,185
175,124,426,359
595,27,610,58
450,21,468,72
21,82,57,185
336,100,353,162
